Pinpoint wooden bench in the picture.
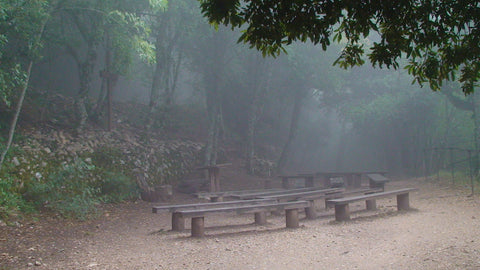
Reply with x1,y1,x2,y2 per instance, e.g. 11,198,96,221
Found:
278,175,315,188
152,198,277,231
328,188,417,221
195,188,283,202
366,173,390,191
324,188,383,208
231,187,340,200
175,200,312,237
258,188,343,219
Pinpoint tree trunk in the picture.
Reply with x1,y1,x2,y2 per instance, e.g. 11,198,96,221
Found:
75,46,97,133
277,88,307,173
335,124,347,171
146,32,164,131
472,91,480,175
0,4,52,170
0,62,33,170
204,74,222,166
246,109,257,174
145,12,182,132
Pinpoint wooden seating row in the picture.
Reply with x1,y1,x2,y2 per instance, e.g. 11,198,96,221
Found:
178,201,311,237
328,188,417,221
152,187,381,237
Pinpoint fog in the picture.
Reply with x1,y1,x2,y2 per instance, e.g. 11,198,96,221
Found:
28,0,476,177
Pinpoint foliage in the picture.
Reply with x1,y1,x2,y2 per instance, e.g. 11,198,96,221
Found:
0,0,48,107
0,173,33,220
199,0,480,94
0,144,141,221
24,159,100,220
97,171,138,203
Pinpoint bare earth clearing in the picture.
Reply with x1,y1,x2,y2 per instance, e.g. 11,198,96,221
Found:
2,175,480,270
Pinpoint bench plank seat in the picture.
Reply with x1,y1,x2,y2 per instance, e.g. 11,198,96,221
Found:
196,188,283,201
366,173,390,190
177,201,310,217
153,198,278,231
324,188,383,208
328,188,417,221
176,201,311,237
259,188,343,201
152,198,276,213
232,187,341,200
260,187,378,219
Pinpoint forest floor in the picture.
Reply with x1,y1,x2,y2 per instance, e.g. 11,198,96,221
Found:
1,165,480,270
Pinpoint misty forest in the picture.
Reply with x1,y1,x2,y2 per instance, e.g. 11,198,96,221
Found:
1,0,480,268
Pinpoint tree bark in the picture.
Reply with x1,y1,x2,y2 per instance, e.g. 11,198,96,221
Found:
0,4,52,169
245,61,271,174
277,88,307,173
204,74,222,166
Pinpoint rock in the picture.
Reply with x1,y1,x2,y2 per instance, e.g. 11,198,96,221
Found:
27,262,34,267
12,157,20,166
35,261,42,266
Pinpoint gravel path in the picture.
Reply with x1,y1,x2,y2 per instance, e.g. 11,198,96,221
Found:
2,178,480,269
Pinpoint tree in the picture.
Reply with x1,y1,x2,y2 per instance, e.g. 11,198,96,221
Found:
199,0,480,94
145,0,199,131
0,0,60,170
48,0,155,131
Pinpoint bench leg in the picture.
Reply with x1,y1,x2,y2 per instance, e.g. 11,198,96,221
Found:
191,217,205,237
321,176,330,188
305,177,314,187
264,179,272,189
282,178,294,189
285,209,299,228
397,193,410,210
254,212,267,225
210,196,223,202
172,213,185,231
353,174,362,188
366,199,377,210
305,201,316,219
334,204,350,221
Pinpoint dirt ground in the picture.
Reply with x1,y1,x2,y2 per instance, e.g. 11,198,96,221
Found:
1,174,480,270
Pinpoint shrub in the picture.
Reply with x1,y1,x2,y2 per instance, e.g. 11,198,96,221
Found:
98,171,139,203
24,159,100,220
0,174,33,220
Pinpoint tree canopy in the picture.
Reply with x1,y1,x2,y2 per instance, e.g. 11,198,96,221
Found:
199,0,480,94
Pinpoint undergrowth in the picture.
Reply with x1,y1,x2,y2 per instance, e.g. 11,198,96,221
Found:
1,153,139,221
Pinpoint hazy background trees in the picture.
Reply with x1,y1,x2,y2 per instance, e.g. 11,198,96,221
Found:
1,0,479,178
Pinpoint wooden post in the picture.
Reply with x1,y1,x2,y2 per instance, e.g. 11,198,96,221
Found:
285,209,299,228
212,167,220,192
320,175,330,188
324,198,334,209
210,196,223,202
191,217,205,237
264,179,272,189
305,176,314,187
353,174,362,188
366,199,377,210
345,174,353,187
397,193,410,210
209,170,216,193
281,177,294,189
334,204,350,221
254,212,267,225
305,202,317,219
172,213,185,231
